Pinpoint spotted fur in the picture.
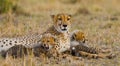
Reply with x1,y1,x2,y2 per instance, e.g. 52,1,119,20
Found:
0,13,71,54
70,30,88,47
34,34,60,57
38,34,59,51
0,34,42,52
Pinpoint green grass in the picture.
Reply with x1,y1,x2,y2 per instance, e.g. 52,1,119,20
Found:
0,0,120,66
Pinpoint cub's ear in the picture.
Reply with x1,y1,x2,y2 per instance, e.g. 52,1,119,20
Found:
68,14,72,17
68,14,72,20
50,15,55,18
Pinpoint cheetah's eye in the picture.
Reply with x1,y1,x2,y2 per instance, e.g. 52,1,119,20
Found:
58,17,62,21
54,39,56,42
67,17,70,21
82,36,85,38
43,44,46,46
47,40,50,42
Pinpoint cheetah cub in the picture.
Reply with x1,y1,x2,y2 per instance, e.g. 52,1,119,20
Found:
70,30,88,47
33,34,60,57
70,30,114,59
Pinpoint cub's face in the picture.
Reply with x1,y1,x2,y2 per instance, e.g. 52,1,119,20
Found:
70,31,88,50
51,13,71,33
72,31,87,43
40,35,57,51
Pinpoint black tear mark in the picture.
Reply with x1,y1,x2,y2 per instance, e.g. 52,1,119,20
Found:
6,44,8,46
1,45,3,47
10,41,12,42
6,40,8,41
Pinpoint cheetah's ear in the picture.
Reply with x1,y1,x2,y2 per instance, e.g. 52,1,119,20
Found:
68,14,72,20
68,14,72,17
51,15,55,19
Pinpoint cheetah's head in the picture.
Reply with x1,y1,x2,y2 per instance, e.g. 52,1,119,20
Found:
71,30,88,43
40,34,57,51
51,13,71,33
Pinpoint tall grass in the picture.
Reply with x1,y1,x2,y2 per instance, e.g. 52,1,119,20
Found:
0,0,13,14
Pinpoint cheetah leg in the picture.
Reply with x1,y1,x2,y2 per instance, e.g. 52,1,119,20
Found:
46,48,60,58
97,53,116,59
77,51,115,59
100,48,112,53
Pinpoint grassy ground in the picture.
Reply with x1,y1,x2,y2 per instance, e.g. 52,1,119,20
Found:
0,0,120,66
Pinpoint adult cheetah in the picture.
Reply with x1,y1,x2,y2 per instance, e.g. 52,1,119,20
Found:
42,13,72,53
0,13,72,54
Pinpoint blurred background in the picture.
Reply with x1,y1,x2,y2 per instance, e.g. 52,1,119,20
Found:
0,0,120,66
0,0,120,37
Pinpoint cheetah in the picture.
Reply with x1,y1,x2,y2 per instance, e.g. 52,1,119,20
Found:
70,30,88,47
33,34,60,57
70,30,115,59
33,34,78,59
0,13,71,55
42,13,72,53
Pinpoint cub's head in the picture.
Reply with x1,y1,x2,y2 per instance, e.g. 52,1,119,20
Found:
40,34,57,51
51,13,71,33
71,30,88,43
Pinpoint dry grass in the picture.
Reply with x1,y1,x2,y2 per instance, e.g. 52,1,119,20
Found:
0,0,120,66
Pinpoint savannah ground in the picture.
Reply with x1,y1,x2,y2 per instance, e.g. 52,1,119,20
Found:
0,0,120,66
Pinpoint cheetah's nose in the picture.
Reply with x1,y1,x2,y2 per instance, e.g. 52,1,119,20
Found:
46,47,49,50
63,25,67,27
